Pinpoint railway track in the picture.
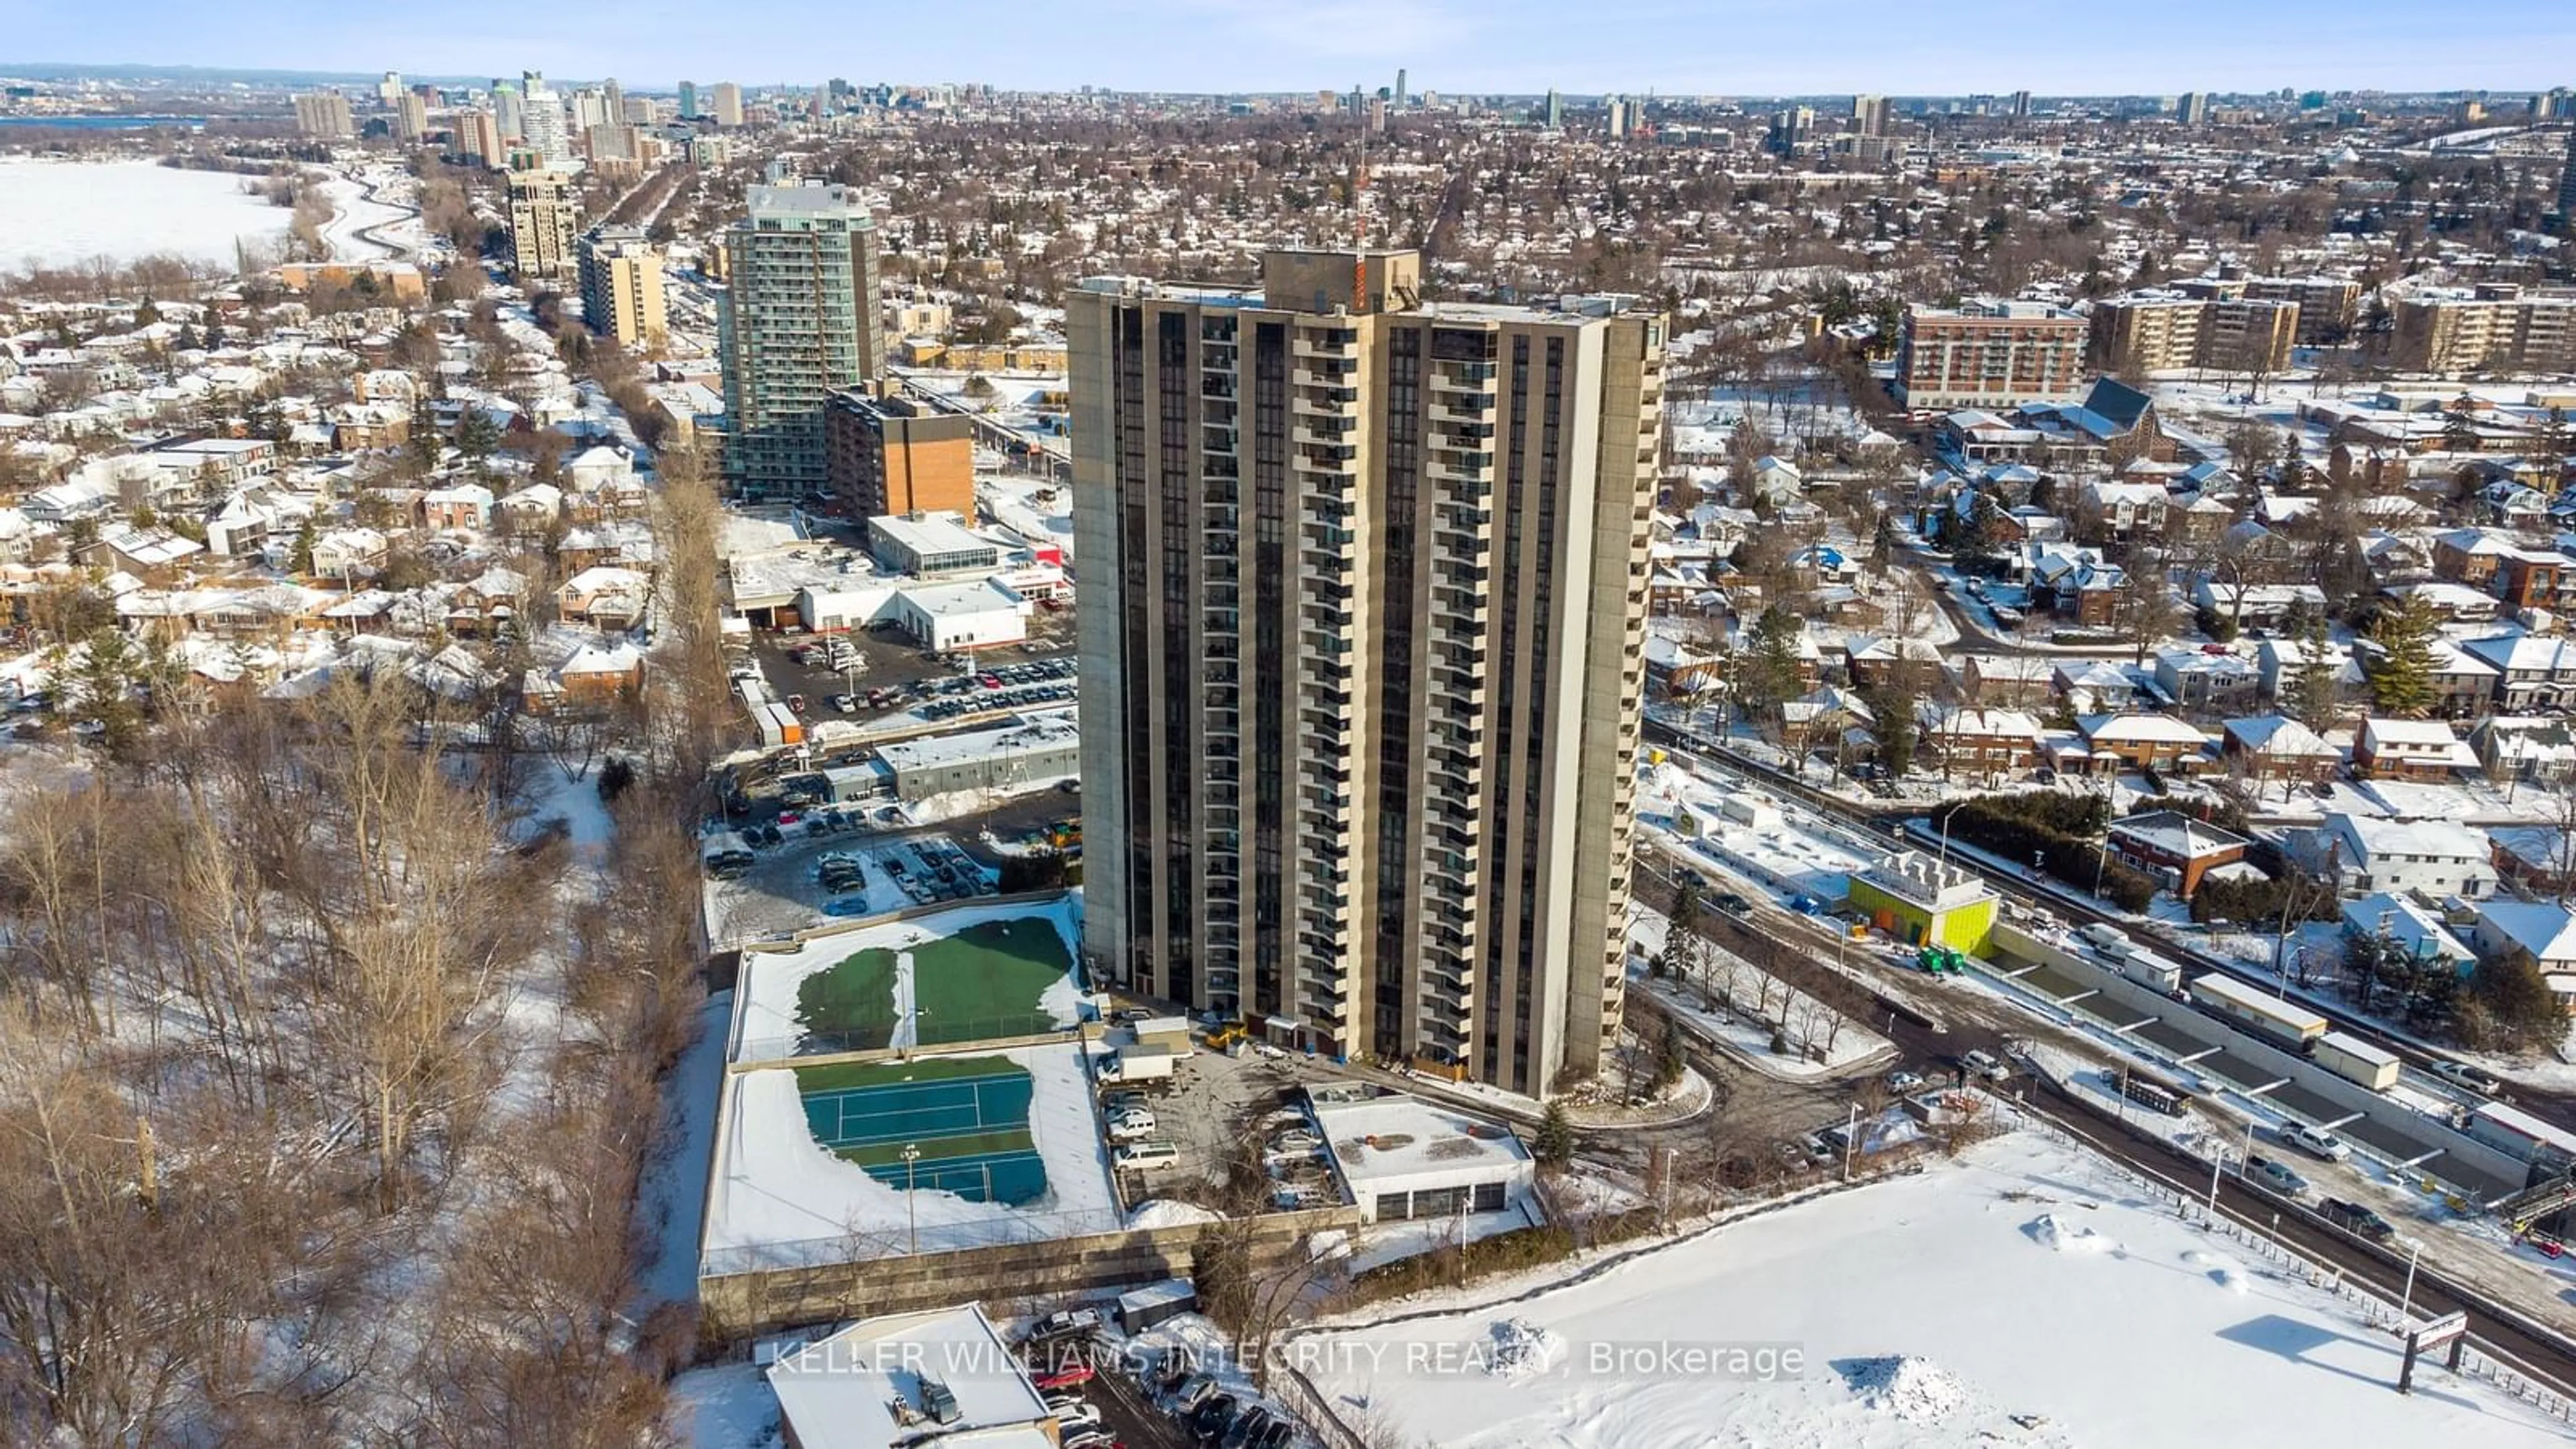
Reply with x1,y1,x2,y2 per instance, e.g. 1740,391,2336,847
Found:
1642,718,2576,1134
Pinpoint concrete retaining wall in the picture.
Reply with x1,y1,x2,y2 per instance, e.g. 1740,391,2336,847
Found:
700,1205,1365,1341
1986,924,2527,1200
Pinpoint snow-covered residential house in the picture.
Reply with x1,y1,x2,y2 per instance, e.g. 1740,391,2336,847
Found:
2304,812,2496,901
2459,631,2576,712
2469,902,2576,1013
421,480,495,531
2351,716,2478,782
556,566,651,631
2220,714,2343,786
309,527,390,580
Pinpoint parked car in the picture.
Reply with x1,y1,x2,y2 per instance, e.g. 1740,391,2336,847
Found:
1026,1307,1102,1342
2243,1154,2310,1197
1032,1364,1094,1391
1108,1110,1158,1142
1884,1069,1926,1095
2428,1061,2505,1097
2320,1197,2398,1244
2279,1123,2351,1162
830,694,856,713
1053,1403,1105,1432
1114,1140,1180,1170
1960,1049,2011,1082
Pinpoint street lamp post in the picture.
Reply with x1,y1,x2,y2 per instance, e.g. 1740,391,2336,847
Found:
2399,1241,2424,1322
902,1143,922,1255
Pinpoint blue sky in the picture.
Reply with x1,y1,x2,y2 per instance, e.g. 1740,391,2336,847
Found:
2,0,2568,96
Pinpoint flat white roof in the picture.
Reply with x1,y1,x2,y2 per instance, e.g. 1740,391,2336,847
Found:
1313,1092,1529,1189
2189,971,2328,1031
871,512,994,557
767,1303,1051,1449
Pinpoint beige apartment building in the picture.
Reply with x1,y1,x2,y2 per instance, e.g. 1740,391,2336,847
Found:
2392,284,2576,376
1069,248,1664,1095
505,168,582,282
2090,291,2299,376
576,225,667,350
292,91,354,139
2198,274,2362,343
1894,299,2088,411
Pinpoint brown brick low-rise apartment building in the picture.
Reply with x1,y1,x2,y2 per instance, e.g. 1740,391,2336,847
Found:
824,390,977,523
1893,298,2088,412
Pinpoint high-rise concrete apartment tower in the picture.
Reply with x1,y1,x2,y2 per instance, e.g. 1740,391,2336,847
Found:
578,225,667,350
710,82,746,127
677,80,700,119
506,169,582,281
1068,248,1666,1095
521,72,574,168
492,80,525,142
293,91,355,139
1853,93,1889,137
393,92,429,143
717,183,883,499
1544,88,1563,129
2559,129,2576,223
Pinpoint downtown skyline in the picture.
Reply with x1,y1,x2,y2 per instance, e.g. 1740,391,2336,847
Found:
4,0,2573,99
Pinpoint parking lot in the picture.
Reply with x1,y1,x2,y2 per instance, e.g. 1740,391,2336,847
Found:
746,606,1078,724
705,823,998,949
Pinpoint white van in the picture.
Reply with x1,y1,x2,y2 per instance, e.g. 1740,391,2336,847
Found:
1114,1140,1180,1170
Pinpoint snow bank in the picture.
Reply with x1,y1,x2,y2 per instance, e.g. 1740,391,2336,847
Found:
1485,1318,1564,1380
2029,1213,2118,1256
1127,1199,1223,1230
1843,1355,1968,1424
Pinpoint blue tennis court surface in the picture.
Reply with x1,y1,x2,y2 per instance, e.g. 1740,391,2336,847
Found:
792,1057,1050,1206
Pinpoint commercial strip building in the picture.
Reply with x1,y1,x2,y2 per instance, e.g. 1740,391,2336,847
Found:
1310,1089,1536,1224
871,711,1079,800
576,225,667,350
1893,299,2088,411
825,391,977,521
504,169,581,282
1845,851,2000,953
867,512,1000,577
718,183,885,500
1070,246,1665,1094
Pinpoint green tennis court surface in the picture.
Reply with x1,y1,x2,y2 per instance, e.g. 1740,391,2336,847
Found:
792,917,1074,1053
793,1055,1049,1205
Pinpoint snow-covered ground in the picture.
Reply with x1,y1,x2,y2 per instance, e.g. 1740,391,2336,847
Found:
637,991,731,1310
1303,1131,2567,1448
315,166,421,262
1628,902,1892,1079
703,1038,1120,1271
729,894,1083,1065
0,157,290,271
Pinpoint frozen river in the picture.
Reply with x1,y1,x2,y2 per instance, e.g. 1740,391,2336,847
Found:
0,157,294,273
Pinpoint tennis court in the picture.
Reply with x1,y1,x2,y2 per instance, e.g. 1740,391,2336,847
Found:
793,1055,1050,1205
792,916,1075,1053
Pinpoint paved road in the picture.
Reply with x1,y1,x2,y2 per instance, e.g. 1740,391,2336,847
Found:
1624,777,2576,1401
1645,716,2576,1138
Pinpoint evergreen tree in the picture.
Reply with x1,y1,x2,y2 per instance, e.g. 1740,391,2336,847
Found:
290,512,319,574
2466,956,2569,1053
409,395,443,475
2286,614,2343,729
2442,396,2480,453
2363,595,2440,718
1532,1100,1576,1169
